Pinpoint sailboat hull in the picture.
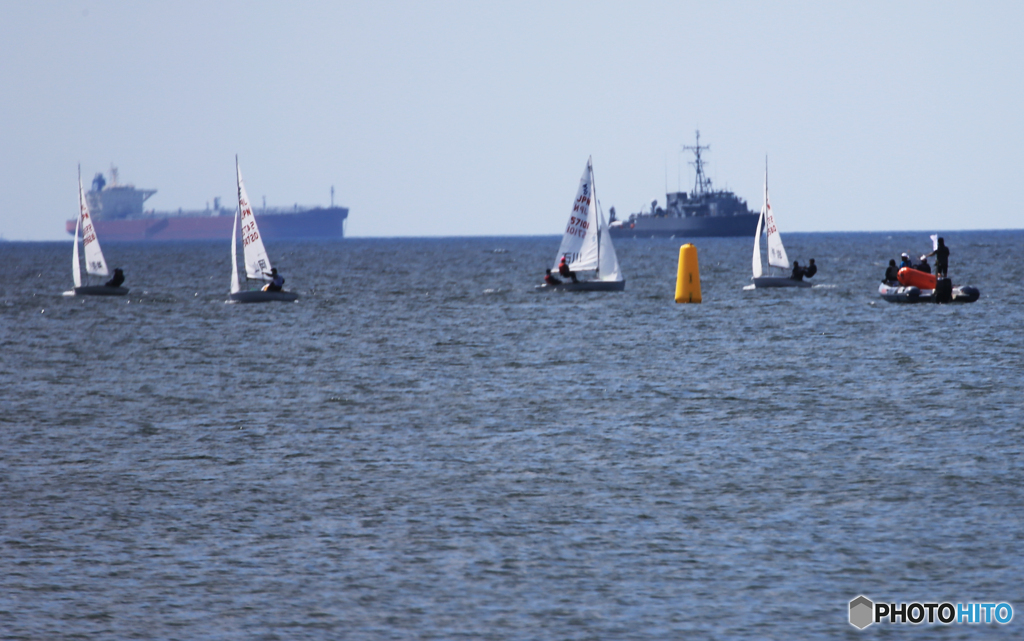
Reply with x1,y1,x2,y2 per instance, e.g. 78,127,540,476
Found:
228,290,299,303
70,285,130,296
536,279,625,292
750,276,811,289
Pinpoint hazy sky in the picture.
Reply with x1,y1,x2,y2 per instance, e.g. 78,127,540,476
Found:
2,1,1022,240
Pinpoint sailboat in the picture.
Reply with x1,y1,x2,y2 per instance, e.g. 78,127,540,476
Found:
539,157,625,291
749,161,809,289
227,157,299,303
64,166,128,297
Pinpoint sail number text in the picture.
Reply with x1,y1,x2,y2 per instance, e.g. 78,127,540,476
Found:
564,214,590,238
241,219,260,246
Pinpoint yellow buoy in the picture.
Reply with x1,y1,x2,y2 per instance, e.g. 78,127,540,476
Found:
675,244,702,303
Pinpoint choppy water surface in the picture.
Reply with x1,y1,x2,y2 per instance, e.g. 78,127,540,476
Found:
1,231,1022,639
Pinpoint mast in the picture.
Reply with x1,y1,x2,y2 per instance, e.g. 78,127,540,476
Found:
232,155,241,290
682,129,712,196
73,164,83,287
590,157,599,275
763,156,769,275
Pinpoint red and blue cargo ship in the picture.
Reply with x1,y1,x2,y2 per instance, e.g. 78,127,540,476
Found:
65,167,347,242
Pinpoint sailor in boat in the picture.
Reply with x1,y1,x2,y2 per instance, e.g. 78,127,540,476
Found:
105,268,125,288
557,256,578,283
790,261,806,281
262,267,285,292
915,256,931,274
544,269,562,286
899,253,913,270
803,258,817,279
924,237,950,278
882,259,899,285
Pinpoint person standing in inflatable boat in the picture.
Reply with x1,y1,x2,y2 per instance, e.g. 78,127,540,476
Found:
925,237,950,278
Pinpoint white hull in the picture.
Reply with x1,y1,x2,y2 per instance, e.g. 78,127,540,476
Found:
537,279,625,292
228,290,299,303
750,276,811,288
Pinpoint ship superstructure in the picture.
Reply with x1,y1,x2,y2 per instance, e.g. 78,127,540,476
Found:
85,166,157,220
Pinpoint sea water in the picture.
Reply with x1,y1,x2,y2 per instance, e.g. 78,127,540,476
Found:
1,231,1022,639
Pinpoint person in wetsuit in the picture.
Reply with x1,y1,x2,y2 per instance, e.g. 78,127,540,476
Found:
883,259,899,284
791,261,805,281
558,256,578,283
105,268,124,288
926,237,949,278
263,267,284,292
803,258,817,278
544,269,562,285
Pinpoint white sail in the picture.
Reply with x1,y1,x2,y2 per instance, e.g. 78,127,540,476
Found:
72,205,82,288
79,172,109,277
229,202,241,294
597,203,621,281
762,168,789,269
236,159,273,281
554,158,600,272
752,193,765,278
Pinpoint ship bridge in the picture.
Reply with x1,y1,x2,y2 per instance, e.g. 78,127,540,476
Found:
86,169,156,220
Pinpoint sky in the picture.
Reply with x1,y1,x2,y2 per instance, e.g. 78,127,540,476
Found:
1,0,1022,240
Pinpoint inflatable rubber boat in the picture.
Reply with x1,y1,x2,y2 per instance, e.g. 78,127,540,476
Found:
878,268,980,303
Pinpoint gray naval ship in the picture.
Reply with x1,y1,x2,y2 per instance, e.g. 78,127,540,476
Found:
608,131,759,238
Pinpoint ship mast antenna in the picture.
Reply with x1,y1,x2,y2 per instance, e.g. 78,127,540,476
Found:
682,129,712,196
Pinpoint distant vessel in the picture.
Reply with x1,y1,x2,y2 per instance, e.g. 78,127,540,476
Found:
749,160,808,288
65,165,348,242
64,166,128,296
228,158,298,303
608,131,759,238
539,157,624,291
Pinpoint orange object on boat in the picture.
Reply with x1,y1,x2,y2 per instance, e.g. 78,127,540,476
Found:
897,267,937,289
